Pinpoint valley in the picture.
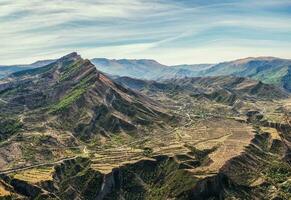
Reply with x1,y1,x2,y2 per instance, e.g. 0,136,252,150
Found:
0,53,290,199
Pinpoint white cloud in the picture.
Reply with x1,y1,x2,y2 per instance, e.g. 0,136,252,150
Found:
0,0,290,65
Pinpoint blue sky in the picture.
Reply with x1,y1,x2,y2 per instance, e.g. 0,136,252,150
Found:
0,0,291,65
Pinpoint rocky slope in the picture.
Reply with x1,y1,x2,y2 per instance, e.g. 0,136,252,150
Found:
0,53,172,174
1,116,289,199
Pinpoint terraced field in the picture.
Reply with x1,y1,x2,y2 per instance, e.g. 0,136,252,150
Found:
11,167,54,184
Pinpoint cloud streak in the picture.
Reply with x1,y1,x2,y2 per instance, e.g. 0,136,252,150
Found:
0,0,291,65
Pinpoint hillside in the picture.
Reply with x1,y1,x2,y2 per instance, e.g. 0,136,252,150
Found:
0,52,172,174
0,53,169,140
201,57,291,92
116,76,289,101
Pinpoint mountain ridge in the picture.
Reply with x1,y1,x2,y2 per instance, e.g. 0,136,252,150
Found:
1,56,290,92
92,56,291,92
0,52,169,141
115,75,289,101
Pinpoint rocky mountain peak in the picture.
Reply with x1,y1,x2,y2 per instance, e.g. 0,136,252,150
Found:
0,53,168,141
59,52,80,61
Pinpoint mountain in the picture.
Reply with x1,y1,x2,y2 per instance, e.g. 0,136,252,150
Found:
91,58,168,80
3,57,290,92
1,58,213,81
0,60,55,79
91,58,213,80
0,52,169,144
115,76,289,104
201,57,291,92
92,57,291,92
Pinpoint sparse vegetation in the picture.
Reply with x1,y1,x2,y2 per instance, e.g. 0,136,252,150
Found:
50,87,86,113
12,166,54,183
264,161,291,184
0,117,22,141
142,147,153,157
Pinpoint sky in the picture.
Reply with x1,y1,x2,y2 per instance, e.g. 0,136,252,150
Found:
0,0,291,65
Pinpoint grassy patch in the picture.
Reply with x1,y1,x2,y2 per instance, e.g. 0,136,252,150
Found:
12,166,54,184
0,117,22,141
49,67,95,114
264,161,291,184
50,88,86,113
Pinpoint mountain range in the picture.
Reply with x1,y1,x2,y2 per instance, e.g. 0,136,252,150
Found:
0,53,290,199
92,57,291,92
2,56,290,92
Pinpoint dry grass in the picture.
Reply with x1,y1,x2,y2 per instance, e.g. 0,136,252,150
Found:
190,121,255,174
261,127,281,140
3,89,286,179
12,166,54,183
89,118,255,175
0,186,10,197
0,181,10,197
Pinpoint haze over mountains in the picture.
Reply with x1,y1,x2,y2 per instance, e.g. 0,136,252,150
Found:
92,57,291,92
0,60,55,79
2,56,290,92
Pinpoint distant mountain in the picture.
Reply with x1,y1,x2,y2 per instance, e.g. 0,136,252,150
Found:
2,56,291,92
157,64,213,80
0,60,55,79
116,76,289,103
201,57,291,92
93,57,291,91
91,58,168,79
92,57,291,92
91,58,213,80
